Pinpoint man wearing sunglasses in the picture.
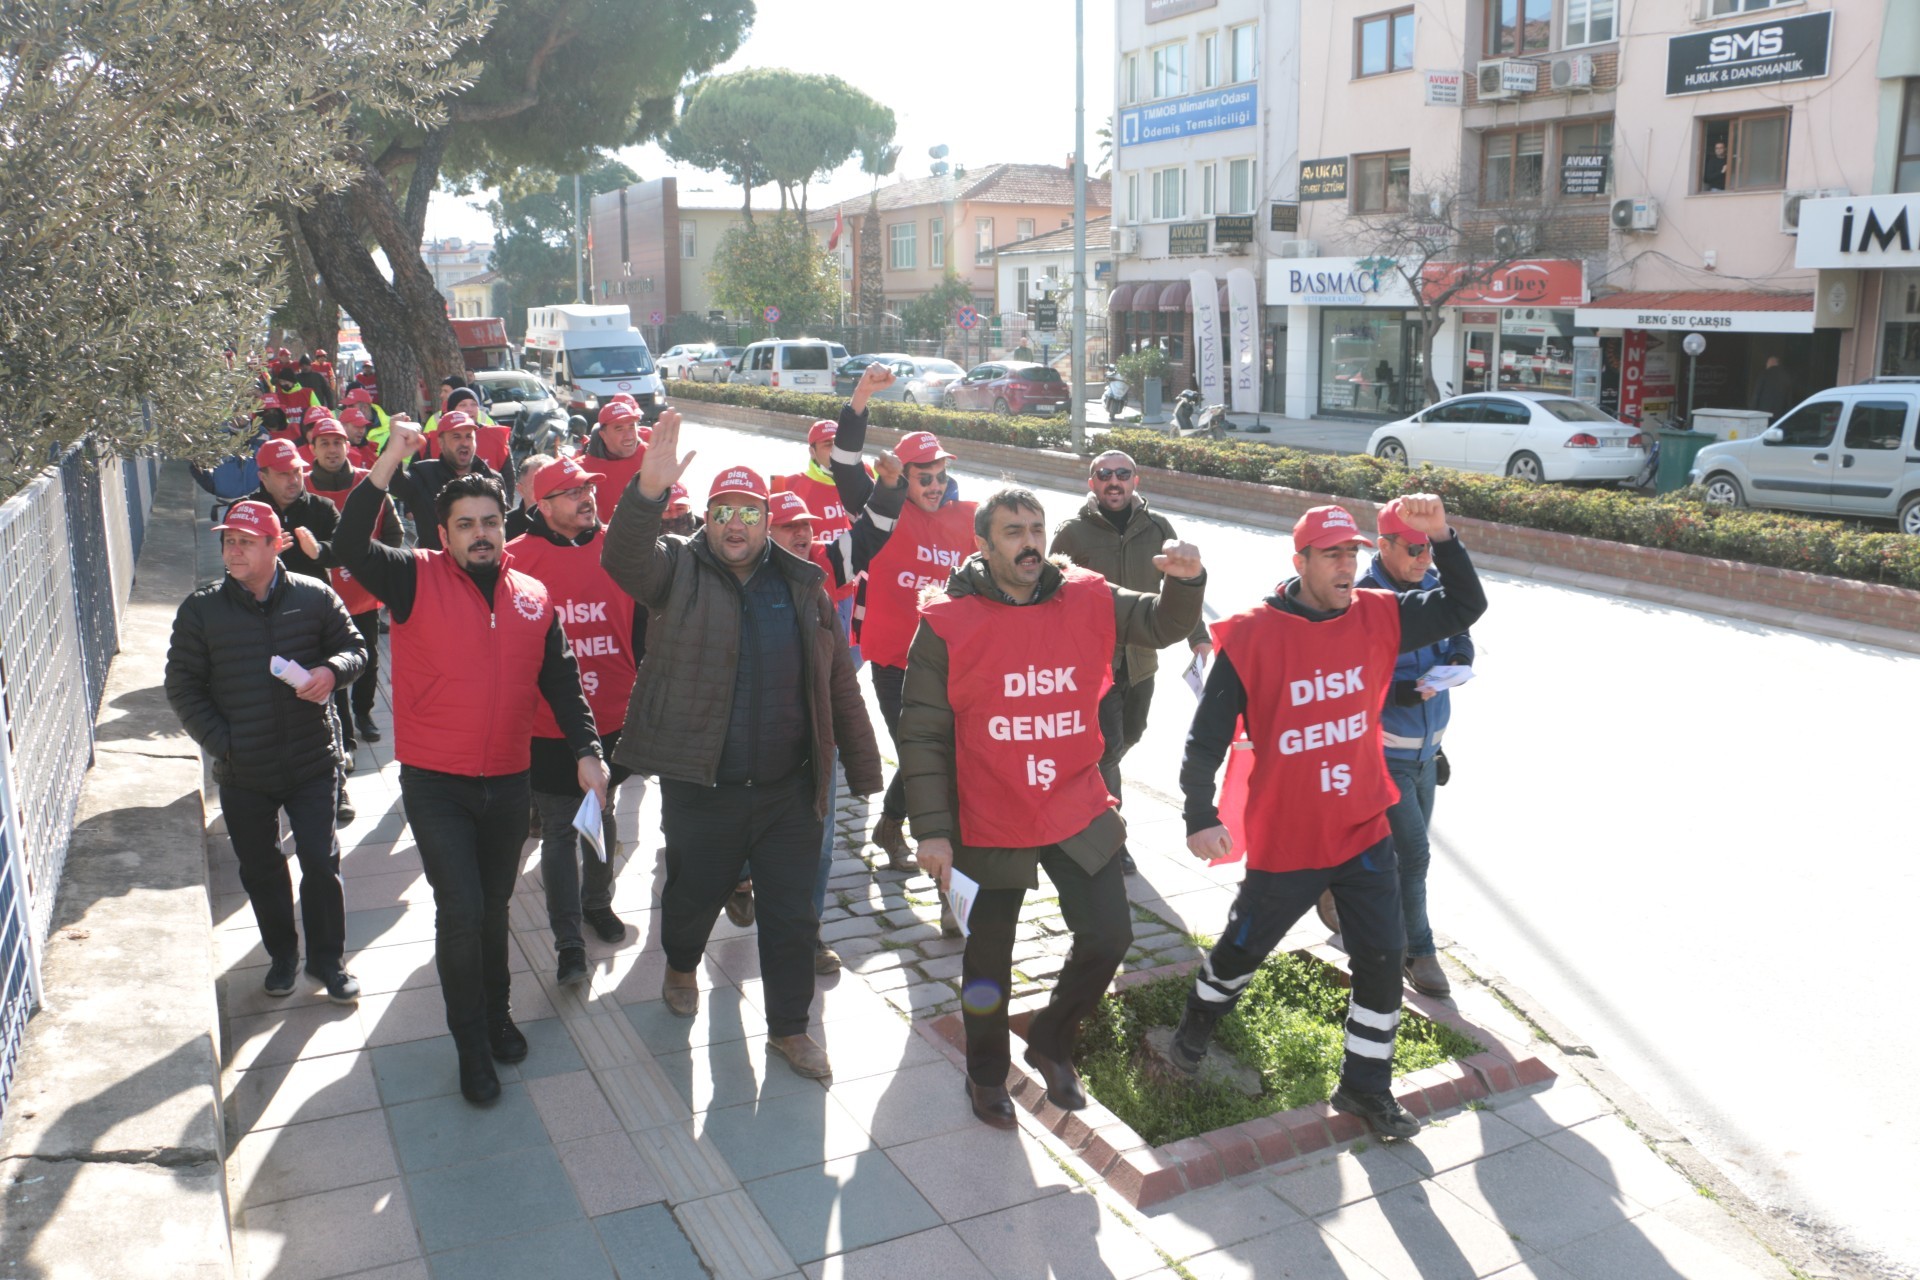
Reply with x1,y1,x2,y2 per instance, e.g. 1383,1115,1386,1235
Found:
507,455,647,988
1050,449,1213,874
599,412,883,1080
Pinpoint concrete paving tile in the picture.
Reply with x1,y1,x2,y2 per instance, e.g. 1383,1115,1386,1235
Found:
1540,1118,1696,1212
344,906,421,951
228,1049,381,1132
557,1131,669,1216
1135,1176,1306,1260
227,1002,369,1070
885,982,955,1015
827,1060,979,1148
426,1220,614,1280
953,1189,1168,1280
1266,1145,1429,1218
1184,1221,1388,1279
706,934,765,982
1647,1194,1797,1278
1315,1181,1532,1280
654,1036,821,1113
512,1015,588,1079
232,1108,400,1209
1483,1262,1580,1280
372,1034,524,1106
626,985,757,1052
632,1121,742,1203
699,1087,875,1182
599,1058,697,1130
344,868,434,913
596,1203,712,1278
1381,1109,1532,1177
1492,1083,1613,1139
674,1188,798,1280
341,939,469,997
358,987,452,1048
388,1082,549,1173
405,1146,583,1254
1550,1212,1780,1280
887,1121,1078,1222
529,1069,624,1142
740,973,895,1025
1430,1143,1641,1254
331,1262,431,1280
799,1224,994,1280
235,1176,420,1280
746,1148,942,1264
598,948,727,1006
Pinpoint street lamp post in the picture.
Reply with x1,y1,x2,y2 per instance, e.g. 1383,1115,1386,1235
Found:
1070,0,1088,454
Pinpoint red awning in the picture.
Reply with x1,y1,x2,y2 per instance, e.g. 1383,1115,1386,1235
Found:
1130,283,1162,312
1158,281,1191,312
1106,283,1134,313
1183,280,1232,312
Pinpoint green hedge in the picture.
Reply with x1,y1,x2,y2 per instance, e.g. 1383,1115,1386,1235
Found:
1104,428,1920,591
666,379,1073,450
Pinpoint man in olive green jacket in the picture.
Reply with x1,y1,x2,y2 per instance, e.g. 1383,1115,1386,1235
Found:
1049,449,1212,870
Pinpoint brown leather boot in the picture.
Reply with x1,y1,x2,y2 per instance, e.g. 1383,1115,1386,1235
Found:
1315,889,1341,936
1404,954,1451,999
661,966,700,1017
870,816,917,871
767,1032,832,1079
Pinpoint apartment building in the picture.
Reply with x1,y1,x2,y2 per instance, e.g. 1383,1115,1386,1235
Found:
586,177,683,342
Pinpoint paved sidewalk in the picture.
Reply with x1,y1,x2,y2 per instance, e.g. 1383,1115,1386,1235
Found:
1081,399,1385,456
216,670,1797,1280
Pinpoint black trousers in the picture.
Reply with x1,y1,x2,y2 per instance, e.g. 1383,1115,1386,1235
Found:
332,610,380,734
220,774,346,968
659,773,822,1037
962,848,1132,1086
868,663,908,823
401,766,530,1044
1187,836,1406,1093
1096,673,1156,806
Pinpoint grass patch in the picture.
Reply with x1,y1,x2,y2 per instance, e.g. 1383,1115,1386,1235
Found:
1073,951,1482,1147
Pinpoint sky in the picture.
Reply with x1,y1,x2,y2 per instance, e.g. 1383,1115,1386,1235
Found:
424,0,1116,242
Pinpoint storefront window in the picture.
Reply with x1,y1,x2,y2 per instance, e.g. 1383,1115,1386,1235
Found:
1495,308,1575,395
1880,272,1920,377
1319,309,1421,417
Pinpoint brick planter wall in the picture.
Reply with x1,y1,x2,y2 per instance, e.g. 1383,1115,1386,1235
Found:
680,397,1920,646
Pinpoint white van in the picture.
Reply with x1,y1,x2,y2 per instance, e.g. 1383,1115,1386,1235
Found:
523,304,666,421
733,339,849,394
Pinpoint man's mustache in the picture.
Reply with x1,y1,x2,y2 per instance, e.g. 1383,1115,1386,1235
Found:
1016,549,1042,564
468,541,495,553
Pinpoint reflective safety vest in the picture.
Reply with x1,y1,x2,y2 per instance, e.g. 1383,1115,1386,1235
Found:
505,529,636,737
919,566,1115,849
858,499,976,669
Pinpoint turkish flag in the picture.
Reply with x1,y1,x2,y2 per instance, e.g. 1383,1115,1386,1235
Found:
827,206,844,251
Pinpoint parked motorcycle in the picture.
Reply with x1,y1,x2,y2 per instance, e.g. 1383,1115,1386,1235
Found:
1171,389,1221,439
1102,366,1128,420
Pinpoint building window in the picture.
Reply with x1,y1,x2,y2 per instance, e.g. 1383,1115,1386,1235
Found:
680,220,696,259
1150,166,1187,221
1487,0,1550,57
975,217,994,264
889,222,916,270
1564,0,1616,47
1201,32,1219,88
1227,158,1256,215
1017,218,1035,240
1899,80,1920,193
930,216,944,267
1483,127,1546,202
1229,24,1257,83
1353,151,1411,212
1706,0,1796,13
1122,53,1140,105
1201,162,1216,216
1559,119,1614,198
1016,267,1031,311
1699,112,1789,193
1356,9,1415,78
1152,42,1187,99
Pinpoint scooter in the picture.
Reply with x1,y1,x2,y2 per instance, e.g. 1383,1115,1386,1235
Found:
1102,367,1128,420
1173,389,1224,439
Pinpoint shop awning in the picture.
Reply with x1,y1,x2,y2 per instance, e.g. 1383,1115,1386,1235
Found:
1575,290,1814,335
1129,283,1162,312
1157,281,1190,312
1106,283,1135,313
1180,280,1233,312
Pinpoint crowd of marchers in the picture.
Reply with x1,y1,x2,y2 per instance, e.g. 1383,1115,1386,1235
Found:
165,359,1485,1138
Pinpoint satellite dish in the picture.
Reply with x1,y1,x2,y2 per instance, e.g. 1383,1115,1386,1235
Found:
929,144,949,160
931,161,949,176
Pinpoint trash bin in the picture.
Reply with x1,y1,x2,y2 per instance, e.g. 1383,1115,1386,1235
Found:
1142,376,1166,427
1655,429,1716,494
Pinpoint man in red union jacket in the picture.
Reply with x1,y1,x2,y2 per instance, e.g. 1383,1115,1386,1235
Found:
336,422,609,1107
900,487,1205,1130
507,455,646,987
1174,497,1486,1140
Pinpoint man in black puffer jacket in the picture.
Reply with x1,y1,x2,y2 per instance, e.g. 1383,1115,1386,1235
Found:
165,500,368,1004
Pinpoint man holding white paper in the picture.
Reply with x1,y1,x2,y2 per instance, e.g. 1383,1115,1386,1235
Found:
900,487,1205,1130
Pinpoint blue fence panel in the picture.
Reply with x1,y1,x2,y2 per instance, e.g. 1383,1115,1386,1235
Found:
58,444,116,721
122,456,148,564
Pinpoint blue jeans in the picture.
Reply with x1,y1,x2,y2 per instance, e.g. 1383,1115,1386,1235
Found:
1385,754,1439,958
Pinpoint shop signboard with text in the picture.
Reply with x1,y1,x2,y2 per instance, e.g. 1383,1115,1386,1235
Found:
1795,194,1920,270
1665,10,1831,96
1423,260,1586,309
1267,257,1417,308
1119,84,1255,148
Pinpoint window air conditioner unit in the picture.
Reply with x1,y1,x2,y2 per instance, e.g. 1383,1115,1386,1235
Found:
1278,240,1321,259
1493,225,1536,256
1780,188,1848,235
1610,196,1659,232
1114,227,1138,256
1549,53,1596,91
1478,59,1537,100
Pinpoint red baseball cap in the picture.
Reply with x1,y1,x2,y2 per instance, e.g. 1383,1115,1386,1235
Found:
708,466,770,502
1375,497,1421,541
666,483,690,512
608,393,638,408
306,416,347,441
212,500,282,541
343,386,373,406
598,401,641,428
1292,505,1374,551
436,410,477,435
338,406,371,428
530,455,607,502
894,431,954,465
808,420,838,446
768,491,816,526
255,439,308,472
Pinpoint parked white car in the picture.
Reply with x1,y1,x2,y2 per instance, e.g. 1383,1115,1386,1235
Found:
1689,381,1920,533
656,344,714,380
1368,391,1647,483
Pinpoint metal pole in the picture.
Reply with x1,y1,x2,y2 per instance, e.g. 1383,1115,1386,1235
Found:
1070,0,1088,453
573,173,585,303
1687,353,1697,427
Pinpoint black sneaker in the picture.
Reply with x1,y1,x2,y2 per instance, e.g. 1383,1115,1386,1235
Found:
583,908,626,944
1169,1004,1221,1074
1120,849,1138,874
335,795,356,827
1331,1084,1421,1140
458,1037,500,1106
556,945,588,986
306,964,360,1004
488,1015,529,1064
355,712,382,742
263,955,299,997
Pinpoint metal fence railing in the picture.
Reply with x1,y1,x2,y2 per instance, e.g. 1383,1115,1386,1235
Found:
0,443,159,1118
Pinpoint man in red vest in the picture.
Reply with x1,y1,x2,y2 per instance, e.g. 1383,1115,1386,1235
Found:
828,364,973,871
335,406,381,469
506,455,644,987
583,399,648,513
776,419,865,643
302,418,400,752
901,486,1205,1128
1173,498,1486,1140
334,422,609,1106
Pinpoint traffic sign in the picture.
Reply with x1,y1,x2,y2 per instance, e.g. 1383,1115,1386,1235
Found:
649,310,664,325
764,305,782,323
956,305,979,330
